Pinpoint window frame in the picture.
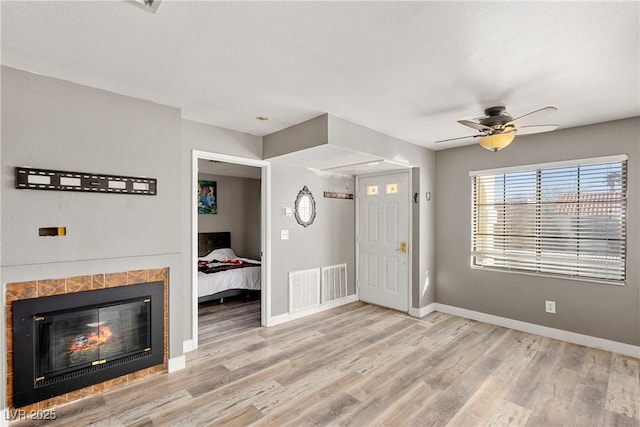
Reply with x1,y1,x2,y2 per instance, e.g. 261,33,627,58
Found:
469,155,628,285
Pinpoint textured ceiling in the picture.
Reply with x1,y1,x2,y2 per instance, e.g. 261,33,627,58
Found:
2,1,639,151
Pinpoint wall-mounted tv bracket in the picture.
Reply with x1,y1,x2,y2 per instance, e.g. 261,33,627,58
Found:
15,167,157,195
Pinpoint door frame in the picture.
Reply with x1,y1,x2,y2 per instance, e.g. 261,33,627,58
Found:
355,169,413,312
191,150,271,350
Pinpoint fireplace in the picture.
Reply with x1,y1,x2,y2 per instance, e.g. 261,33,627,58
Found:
12,281,164,408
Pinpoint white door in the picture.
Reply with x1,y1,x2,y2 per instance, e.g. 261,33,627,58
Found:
357,172,410,312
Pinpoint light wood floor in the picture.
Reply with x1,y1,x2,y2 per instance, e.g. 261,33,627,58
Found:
14,298,640,426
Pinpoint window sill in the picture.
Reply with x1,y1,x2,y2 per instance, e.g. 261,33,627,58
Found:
470,264,626,286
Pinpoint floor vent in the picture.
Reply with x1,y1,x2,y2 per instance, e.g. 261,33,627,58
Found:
322,264,348,304
289,268,320,313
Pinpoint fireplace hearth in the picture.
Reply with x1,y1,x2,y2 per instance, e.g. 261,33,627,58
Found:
12,281,164,408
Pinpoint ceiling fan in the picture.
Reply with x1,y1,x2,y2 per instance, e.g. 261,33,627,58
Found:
435,105,558,152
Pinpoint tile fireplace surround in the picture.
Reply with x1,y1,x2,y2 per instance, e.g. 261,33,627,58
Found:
5,268,169,416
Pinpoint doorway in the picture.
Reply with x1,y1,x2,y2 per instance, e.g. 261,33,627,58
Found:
356,171,411,312
191,150,271,351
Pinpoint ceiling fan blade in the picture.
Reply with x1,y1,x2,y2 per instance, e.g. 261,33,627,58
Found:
435,134,482,144
515,124,559,135
457,119,492,132
506,106,557,127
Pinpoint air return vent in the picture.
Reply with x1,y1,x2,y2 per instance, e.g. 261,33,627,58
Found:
288,268,320,313
321,264,348,303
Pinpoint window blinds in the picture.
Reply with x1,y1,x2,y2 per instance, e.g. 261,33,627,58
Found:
471,156,627,283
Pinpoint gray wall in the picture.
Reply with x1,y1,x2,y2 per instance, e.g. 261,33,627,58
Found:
198,173,261,260
271,163,356,316
0,70,269,409
435,117,640,345
1,66,182,265
264,114,328,159
185,120,357,319
181,119,263,341
0,64,185,391
328,115,436,309
264,114,437,311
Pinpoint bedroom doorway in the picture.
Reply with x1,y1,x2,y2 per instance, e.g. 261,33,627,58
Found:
191,150,271,351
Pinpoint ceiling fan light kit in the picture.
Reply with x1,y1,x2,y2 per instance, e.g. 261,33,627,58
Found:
478,132,516,152
435,105,558,152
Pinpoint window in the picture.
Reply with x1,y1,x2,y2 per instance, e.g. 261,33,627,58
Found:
470,155,627,283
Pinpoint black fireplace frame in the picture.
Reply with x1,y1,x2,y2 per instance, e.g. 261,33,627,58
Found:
12,281,164,408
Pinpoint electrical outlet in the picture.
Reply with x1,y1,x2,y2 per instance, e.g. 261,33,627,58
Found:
280,229,289,240
545,300,556,314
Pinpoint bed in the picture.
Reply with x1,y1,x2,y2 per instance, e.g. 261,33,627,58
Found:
197,232,261,303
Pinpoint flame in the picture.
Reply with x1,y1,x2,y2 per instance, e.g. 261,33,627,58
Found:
68,325,113,353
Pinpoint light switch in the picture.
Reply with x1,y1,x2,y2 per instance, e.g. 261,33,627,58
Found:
283,207,293,217
280,229,289,240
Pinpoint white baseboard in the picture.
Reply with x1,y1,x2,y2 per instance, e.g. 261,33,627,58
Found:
167,355,186,373
182,339,195,353
267,295,358,327
435,303,640,359
408,303,436,318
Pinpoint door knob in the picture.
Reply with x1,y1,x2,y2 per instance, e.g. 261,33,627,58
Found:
397,242,407,253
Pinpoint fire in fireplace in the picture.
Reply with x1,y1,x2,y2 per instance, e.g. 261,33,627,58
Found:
12,282,164,408
68,324,114,355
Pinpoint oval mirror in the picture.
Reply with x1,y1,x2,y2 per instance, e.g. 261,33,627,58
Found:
294,185,316,227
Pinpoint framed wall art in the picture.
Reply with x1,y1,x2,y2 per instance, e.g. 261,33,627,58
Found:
198,180,217,214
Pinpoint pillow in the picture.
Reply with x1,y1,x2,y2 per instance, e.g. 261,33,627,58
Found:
200,247,237,262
